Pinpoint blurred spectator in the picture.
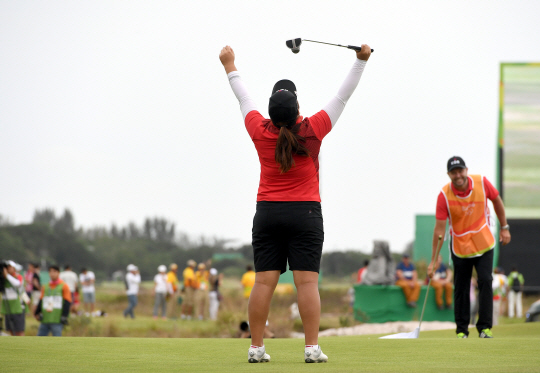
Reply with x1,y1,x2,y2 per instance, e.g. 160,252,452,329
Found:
430,255,453,310
35,265,71,336
181,260,199,320
508,266,525,318
195,263,209,320
208,268,222,320
123,264,141,319
492,267,507,326
239,265,274,338
362,241,395,285
59,265,78,301
30,263,42,314
2,261,25,336
153,265,172,319
167,263,179,318
71,289,80,315
24,263,36,300
356,260,369,284
395,254,421,308
241,265,256,300
79,268,96,315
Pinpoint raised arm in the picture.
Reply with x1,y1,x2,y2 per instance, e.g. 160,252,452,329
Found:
323,44,371,127
219,45,258,119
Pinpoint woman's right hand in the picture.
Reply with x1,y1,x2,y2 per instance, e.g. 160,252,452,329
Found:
356,44,371,61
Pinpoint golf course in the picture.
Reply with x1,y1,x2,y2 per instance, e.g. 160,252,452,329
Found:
2,323,539,372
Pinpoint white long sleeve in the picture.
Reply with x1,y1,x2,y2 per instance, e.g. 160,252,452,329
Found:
323,59,367,127
6,273,21,288
228,71,258,120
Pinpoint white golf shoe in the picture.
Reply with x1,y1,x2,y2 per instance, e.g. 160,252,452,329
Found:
304,345,328,363
248,346,270,363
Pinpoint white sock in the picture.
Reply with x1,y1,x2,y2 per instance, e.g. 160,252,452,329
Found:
305,344,319,350
250,345,264,349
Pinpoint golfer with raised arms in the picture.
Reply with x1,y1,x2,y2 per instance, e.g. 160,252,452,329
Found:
219,43,371,363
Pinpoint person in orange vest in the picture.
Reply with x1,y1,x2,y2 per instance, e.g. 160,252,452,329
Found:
430,254,453,310
428,156,511,339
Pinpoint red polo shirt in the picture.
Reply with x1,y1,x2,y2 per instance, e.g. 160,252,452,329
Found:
436,176,499,220
245,110,332,202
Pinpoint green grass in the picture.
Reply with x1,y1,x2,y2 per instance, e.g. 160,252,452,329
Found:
2,323,540,372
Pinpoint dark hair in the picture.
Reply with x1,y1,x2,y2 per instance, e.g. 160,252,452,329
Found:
268,91,309,173
64,264,71,270
246,265,253,271
49,265,60,272
275,123,309,173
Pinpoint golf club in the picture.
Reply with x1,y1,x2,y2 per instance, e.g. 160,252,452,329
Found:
418,235,444,331
286,38,374,54
380,235,444,339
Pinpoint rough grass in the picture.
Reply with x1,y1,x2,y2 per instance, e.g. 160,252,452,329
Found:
19,281,539,338
2,323,540,372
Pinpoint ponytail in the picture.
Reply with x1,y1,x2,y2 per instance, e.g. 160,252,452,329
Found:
275,123,309,173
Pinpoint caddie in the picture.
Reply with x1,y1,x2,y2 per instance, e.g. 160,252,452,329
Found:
35,265,72,336
428,156,511,339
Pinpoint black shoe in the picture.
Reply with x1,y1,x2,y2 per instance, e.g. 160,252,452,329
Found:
407,301,417,308
437,305,444,310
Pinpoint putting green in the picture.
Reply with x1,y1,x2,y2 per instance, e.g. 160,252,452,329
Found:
2,323,539,372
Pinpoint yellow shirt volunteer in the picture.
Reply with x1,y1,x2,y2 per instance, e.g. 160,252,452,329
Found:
167,271,179,292
241,270,256,299
196,270,209,290
183,267,199,289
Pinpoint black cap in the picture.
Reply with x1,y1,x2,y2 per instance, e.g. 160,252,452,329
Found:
447,156,466,172
272,79,297,96
402,253,410,258
268,89,298,127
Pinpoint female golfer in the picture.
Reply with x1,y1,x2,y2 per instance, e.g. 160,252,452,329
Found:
219,43,371,363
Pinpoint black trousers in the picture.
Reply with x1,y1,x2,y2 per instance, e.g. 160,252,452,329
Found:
451,249,493,335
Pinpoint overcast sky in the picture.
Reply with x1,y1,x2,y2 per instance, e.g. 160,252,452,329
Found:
1,1,539,253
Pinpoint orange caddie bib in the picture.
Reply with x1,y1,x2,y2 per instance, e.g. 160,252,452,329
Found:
442,174,495,258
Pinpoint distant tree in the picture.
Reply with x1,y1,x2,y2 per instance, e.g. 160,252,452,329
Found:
33,208,56,227
54,209,75,235
127,222,139,239
321,251,371,277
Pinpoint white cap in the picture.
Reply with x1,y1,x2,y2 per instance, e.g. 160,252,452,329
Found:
127,264,137,271
209,268,218,276
158,265,167,273
6,260,17,268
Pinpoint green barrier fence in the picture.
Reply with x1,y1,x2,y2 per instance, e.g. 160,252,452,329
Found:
353,285,455,324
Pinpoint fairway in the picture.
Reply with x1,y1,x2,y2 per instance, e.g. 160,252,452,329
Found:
2,323,539,372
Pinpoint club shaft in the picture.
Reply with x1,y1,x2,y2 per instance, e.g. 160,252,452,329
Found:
303,39,347,48
418,235,444,330
303,39,373,52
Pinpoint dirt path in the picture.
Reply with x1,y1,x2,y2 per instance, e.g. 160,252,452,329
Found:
291,321,455,338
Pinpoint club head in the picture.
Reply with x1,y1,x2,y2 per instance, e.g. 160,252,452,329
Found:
286,38,302,54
